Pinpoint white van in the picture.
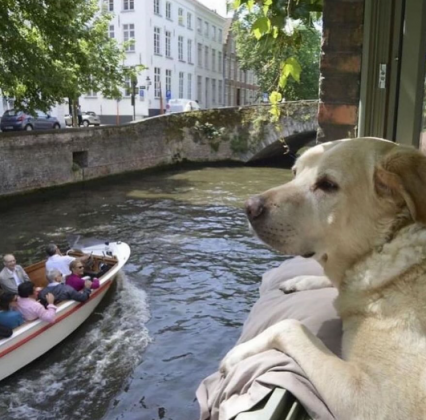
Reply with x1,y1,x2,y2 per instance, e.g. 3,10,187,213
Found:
166,99,200,113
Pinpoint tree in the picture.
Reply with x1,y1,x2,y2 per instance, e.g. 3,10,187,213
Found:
230,0,323,119
0,0,143,114
233,13,320,100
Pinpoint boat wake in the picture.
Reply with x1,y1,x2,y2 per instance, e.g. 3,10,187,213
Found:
0,272,151,420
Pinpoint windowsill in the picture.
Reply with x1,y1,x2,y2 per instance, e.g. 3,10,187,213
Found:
154,13,162,17
166,56,173,60
126,50,136,54
187,27,193,31
188,62,194,65
154,53,163,57
121,9,135,12
84,96,98,99
166,17,173,21
179,59,186,63
178,23,185,27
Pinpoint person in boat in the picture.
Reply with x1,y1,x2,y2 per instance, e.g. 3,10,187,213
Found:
0,254,31,294
45,243,91,278
0,292,24,329
38,269,92,307
66,260,100,292
16,281,57,323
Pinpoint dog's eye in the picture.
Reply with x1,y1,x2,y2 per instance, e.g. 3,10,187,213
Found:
315,178,339,192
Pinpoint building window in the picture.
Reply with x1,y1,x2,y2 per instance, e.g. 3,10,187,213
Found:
218,52,222,73
212,49,216,72
197,43,202,67
166,69,172,96
179,72,184,99
187,39,192,64
218,80,223,105
197,75,202,103
212,26,216,41
225,57,228,78
123,0,134,11
204,21,209,38
187,73,192,99
212,79,216,105
166,1,171,19
187,12,192,29
154,67,161,98
108,24,115,38
204,46,209,70
123,24,135,52
205,77,209,107
178,36,184,61
154,27,161,55
124,75,131,96
218,29,223,43
108,0,114,11
165,30,171,58
154,0,160,15
197,18,202,34
178,8,184,26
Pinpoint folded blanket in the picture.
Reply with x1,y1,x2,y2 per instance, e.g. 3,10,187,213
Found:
196,257,342,420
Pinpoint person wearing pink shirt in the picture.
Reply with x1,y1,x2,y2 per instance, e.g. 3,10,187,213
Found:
66,259,100,292
16,281,56,323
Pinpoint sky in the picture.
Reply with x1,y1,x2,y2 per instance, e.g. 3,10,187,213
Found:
197,0,229,17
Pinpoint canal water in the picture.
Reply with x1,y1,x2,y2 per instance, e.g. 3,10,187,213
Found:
0,164,293,420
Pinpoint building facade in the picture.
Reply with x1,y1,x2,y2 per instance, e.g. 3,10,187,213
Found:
78,0,226,123
223,18,260,107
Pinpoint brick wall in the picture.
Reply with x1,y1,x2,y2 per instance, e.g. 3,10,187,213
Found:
318,0,365,141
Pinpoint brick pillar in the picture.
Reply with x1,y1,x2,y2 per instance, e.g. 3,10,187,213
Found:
317,0,365,142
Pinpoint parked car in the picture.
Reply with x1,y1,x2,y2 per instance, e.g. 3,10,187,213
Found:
166,99,200,113
0,110,61,132
65,111,101,127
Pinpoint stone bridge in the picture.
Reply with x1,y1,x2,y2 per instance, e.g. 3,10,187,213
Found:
0,101,318,197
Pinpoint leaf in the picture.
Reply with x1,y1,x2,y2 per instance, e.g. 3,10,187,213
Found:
233,0,241,9
269,91,282,104
246,0,255,12
272,26,279,38
281,57,302,85
252,17,271,40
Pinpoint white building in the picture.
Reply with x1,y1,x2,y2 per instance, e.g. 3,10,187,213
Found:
79,0,227,124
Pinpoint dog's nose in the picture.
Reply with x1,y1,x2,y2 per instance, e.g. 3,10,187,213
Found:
245,196,265,221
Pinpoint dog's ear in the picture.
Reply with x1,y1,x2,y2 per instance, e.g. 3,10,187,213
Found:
374,147,426,224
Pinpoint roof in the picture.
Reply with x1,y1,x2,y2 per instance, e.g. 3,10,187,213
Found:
223,17,234,45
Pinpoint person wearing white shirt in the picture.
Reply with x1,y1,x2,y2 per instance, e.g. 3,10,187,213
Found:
0,254,31,294
45,244,90,278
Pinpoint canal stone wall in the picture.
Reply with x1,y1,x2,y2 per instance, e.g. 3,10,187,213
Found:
0,102,318,197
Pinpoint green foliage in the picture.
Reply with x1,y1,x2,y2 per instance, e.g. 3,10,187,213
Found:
0,0,145,113
231,0,322,116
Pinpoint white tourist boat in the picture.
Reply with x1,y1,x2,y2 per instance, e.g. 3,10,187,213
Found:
0,241,131,382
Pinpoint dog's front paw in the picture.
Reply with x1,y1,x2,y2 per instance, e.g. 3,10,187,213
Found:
279,275,332,293
219,341,258,376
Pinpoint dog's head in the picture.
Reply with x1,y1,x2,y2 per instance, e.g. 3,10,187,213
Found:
246,137,426,284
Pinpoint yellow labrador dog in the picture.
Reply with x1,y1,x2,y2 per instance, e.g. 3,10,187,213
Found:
220,137,426,420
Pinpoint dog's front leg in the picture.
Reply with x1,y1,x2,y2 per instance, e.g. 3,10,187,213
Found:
220,319,368,420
